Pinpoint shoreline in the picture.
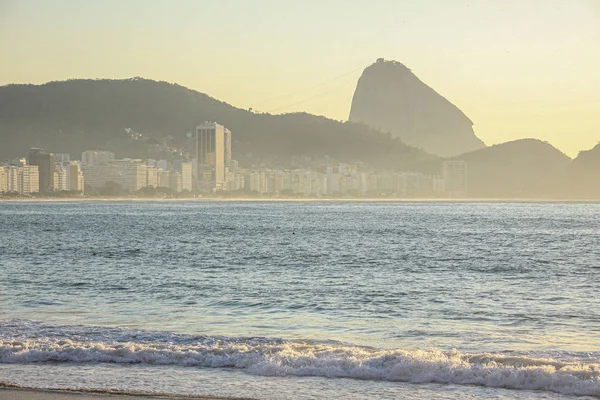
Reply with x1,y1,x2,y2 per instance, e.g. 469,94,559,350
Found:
0,197,598,203
0,386,253,400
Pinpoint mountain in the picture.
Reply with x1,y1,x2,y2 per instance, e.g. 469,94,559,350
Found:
449,139,572,198
567,143,600,199
0,78,438,170
349,59,486,157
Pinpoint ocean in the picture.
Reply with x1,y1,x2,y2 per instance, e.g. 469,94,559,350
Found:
1,201,599,399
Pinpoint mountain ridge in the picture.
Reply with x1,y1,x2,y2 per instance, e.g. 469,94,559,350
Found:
567,143,600,199
349,59,486,157
0,77,438,169
451,138,572,198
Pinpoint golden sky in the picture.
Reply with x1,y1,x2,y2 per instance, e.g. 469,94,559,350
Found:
1,0,598,157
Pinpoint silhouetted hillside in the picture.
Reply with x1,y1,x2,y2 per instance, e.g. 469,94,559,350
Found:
568,143,600,199
349,59,486,157
451,139,572,198
0,78,438,169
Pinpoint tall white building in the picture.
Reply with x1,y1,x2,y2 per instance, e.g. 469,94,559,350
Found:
54,164,69,191
146,166,158,188
224,128,232,166
0,165,39,194
0,166,8,193
226,171,245,191
8,167,21,193
196,121,228,191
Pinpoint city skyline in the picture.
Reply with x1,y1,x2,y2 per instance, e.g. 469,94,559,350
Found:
1,0,599,157
0,120,468,199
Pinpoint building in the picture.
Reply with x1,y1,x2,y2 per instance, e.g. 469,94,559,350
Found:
0,166,8,193
224,128,232,166
146,166,158,188
226,171,245,191
7,167,21,193
54,164,69,191
29,148,54,193
180,162,193,192
81,150,115,166
157,169,171,189
169,170,182,193
82,159,147,192
326,167,341,195
111,160,147,192
23,165,40,194
173,160,193,192
0,165,39,195
69,162,85,193
196,121,228,191
10,158,27,167
443,161,468,198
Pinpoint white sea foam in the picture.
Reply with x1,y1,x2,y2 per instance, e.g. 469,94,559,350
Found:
1,320,600,397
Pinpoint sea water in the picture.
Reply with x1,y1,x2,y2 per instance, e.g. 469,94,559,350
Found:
1,201,599,399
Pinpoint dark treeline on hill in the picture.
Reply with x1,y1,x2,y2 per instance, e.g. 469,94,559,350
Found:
0,78,437,170
1,78,598,199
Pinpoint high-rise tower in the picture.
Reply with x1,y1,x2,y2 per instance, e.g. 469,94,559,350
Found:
195,122,229,190
29,148,54,193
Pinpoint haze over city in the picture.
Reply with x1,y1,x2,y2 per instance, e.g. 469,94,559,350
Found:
2,2,600,400
1,0,599,156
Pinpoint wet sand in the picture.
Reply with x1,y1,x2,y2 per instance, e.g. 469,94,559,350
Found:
0,388,249,400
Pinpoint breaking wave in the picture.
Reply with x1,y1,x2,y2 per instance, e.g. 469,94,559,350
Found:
1,320,600,397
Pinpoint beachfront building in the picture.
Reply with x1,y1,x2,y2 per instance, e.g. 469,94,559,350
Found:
68,162,85,193
196,121,228,191
172,160,193,192
54,164,69,191
224,128,232,166
0,164,39,195
29,148,54,193
226,171,245,191
169,171,182,193
82,159,148,193
157,169,170,189
0,166,7,193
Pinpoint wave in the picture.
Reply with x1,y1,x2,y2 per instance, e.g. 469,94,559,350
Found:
1,320,600,397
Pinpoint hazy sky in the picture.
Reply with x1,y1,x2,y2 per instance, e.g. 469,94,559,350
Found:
1,0,599,157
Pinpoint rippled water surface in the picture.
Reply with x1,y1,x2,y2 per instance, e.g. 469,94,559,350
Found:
1,201,599,399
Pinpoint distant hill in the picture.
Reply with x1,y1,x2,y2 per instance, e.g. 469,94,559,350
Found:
567,143,600,199
349,59,486,157
449,139,572,198
0,78,438,170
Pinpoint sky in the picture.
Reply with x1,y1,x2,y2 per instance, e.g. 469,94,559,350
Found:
1,0,599,157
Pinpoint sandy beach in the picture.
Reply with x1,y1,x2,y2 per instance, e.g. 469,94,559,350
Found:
0,388,250,400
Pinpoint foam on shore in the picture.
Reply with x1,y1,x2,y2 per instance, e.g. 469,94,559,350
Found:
1,320,600,397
